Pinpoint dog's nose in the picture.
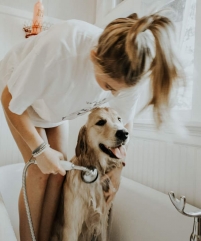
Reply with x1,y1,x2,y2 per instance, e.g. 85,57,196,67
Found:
115,129,129,141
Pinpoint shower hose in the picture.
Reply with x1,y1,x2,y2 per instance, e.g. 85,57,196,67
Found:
22,158,37,241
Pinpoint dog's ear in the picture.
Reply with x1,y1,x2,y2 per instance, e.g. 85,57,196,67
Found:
75,125,87,157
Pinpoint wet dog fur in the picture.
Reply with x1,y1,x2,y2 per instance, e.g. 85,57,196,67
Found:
50,107,129,241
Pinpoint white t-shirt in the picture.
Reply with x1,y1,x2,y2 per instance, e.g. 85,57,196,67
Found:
0,20,139,128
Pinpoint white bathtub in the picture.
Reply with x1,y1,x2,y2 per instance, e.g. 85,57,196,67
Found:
0,163,196,241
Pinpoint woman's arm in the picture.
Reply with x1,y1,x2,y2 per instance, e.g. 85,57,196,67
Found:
1,86,65,175
1,86,44,150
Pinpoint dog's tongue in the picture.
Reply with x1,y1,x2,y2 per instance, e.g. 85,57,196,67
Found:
110,145,126,159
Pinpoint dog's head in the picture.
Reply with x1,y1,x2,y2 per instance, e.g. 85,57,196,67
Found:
76,107,129,161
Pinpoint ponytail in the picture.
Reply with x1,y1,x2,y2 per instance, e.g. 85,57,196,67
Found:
125,16,156,85
147,14,182,125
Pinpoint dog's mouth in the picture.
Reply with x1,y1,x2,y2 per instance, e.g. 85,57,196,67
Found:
99,143,126,159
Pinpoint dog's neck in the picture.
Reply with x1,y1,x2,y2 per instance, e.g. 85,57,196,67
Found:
75,147,123,175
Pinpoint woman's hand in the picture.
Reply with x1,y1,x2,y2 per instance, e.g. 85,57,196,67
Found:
35,147,66,176
101,164,123,204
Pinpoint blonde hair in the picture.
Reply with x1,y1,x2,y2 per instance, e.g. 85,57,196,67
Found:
94,12,183,126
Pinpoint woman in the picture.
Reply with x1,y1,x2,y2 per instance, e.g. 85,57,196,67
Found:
0,12,182,241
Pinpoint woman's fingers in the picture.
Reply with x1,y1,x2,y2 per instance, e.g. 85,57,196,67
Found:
35,147,66,176
57,165,66,176
103,189,116,204
106,193,115,204
101,166,124,204
56,152,66,175
101,176,117,204
48,161,66,176
58,152,65,161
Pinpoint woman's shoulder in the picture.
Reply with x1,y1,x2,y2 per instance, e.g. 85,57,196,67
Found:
44,19,103,42
34,20,103,58
58,19,102,36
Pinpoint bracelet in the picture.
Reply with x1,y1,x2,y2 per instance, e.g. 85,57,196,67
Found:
32,142,50,158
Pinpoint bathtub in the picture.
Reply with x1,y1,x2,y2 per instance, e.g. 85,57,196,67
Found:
0,162,196,241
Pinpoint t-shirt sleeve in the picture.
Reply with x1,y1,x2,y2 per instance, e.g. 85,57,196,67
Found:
7,43,57,115
108,87,140,125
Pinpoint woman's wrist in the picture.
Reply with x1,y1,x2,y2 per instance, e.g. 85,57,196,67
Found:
32,142,50,158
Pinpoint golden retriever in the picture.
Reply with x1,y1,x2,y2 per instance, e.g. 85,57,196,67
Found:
50,107,129,241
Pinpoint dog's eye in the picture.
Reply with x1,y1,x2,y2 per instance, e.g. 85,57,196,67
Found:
118,117,121,122
95,119,107,126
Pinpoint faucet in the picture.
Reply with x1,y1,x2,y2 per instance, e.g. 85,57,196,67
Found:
168,191,201,241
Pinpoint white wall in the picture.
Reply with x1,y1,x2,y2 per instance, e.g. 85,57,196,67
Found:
192,0,201,122
0,0,96,23
123,123,201,208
